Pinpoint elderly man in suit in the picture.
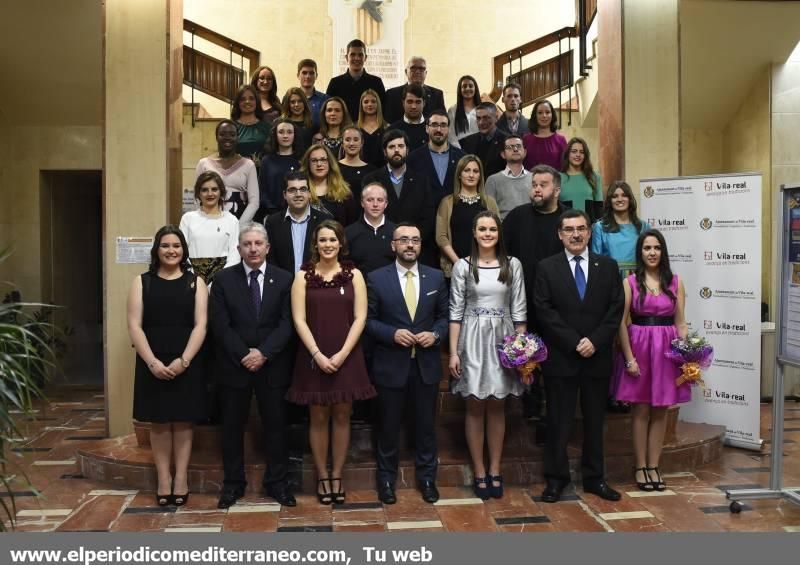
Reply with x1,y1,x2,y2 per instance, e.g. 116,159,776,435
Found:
366,222,449,505
384,56,445,124
533,209,624,503
211,222,296,509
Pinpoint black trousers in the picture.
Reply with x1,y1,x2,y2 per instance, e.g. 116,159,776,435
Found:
220,380,289,490
376,360,438,485
543,372,608,486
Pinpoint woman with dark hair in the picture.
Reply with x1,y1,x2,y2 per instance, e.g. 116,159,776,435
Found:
319,97,353,158
338,126,376,200
448,211,527,500
196,119,259,223
357,89,387,168
231,84,271,164
522,100,567,171
287,220,376,505
436,155,499,277
251,65,281,122
447,75,481,149
615,229,689,492
281,87,314,151
179,171,240,285
127,225,208,507
560,137,603,221
257,118,302,218
591,181,652,276
301,144,358,226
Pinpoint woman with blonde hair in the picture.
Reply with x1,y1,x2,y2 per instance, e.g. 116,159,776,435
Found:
357,89,387,168
436,155,499,277
318,97,353,158
301,144,358,226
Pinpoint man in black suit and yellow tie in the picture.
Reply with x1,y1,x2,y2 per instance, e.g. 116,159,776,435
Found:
533,209,624,503
211,222,296,509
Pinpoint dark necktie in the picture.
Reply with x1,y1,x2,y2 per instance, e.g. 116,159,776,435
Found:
573,256,586,300
249,270,261,316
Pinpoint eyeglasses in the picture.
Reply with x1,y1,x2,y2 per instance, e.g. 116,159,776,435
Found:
310,158,329,164
428,122,448,129
285,187,310,194
504,144,523,151
559,226,588,235
394,237,422,245
409,65,427,72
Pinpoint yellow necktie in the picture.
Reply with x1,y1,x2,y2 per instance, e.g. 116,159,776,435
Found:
404,271,417,358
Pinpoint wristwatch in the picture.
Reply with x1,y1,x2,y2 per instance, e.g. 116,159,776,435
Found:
432,331,441,345
180,356,191,368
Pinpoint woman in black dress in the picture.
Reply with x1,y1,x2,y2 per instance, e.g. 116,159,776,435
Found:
338,125,376,201
127,225,208,507
356,89,387,168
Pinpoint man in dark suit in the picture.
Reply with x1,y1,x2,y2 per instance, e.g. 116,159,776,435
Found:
211,222,296,509
460,102,507,178
325,39,386,123
366,223,449,505
533,209,624,503
363,130,437,267
388,84,428,151
264,171,330,273
407,109,465,207
384,56,445,123
496,83,529,136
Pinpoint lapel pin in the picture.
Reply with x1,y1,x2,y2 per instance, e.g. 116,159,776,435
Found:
340,287,345,295
594,262,599,266
269,278,273,284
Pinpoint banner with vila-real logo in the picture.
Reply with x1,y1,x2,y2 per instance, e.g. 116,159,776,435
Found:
640,173,762,450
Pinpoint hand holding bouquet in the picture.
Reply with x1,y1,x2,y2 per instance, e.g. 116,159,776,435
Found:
497,332,548,385
664,331,714,387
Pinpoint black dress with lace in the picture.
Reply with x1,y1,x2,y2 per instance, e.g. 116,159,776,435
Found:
287,261,376,405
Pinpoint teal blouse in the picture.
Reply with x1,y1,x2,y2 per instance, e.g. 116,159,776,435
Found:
559,172,602,212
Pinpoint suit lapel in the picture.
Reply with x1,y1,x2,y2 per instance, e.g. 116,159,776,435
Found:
386,265,412,323
415,267,432,323
557,253,582,304
583,253,601,302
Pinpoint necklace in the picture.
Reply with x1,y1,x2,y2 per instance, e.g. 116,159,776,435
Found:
645,281,661,295
459,193,480,205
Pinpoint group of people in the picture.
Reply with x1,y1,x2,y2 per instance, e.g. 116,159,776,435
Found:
126,40,692,510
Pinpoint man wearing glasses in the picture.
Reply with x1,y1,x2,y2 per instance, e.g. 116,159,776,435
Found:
384,56,445,124
264,171,331,273
484,134,531,219
532,208,624,504
366,223,449,505
459,102,508,177
407,109,465,206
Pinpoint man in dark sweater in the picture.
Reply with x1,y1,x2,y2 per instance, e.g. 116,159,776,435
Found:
388,84,428,152
326,39,386,123
503,164,568,421
346,182,396,274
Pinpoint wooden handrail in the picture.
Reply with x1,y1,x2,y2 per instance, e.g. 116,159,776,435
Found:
489,26,577,100
183,19,260,78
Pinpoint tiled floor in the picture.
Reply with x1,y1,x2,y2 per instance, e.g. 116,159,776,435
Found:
3,387,800,532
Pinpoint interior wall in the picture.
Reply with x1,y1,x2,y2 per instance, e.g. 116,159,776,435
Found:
681,129,723,176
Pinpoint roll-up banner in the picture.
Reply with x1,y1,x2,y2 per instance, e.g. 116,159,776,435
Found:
639,173,762,450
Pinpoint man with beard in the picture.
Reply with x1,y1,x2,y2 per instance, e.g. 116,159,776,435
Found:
503,164,568,420
496,83,528,136
388,84,429,151
366,223,449,505
363,130,437,266
484,134,530,220
384,56,445,124
459,102,507,178
407,110,465,207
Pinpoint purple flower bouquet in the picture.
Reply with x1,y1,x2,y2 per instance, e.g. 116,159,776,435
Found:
664,331,714,387
496,332,549,385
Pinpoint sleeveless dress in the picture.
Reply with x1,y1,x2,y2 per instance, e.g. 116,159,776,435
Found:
449,258,528,400
614,274,691,407
133,271,206,422
287,261,377,405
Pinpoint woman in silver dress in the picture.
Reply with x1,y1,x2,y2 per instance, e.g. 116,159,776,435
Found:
448,210,527,500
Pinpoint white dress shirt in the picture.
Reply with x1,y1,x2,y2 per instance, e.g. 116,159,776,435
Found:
565,247,590,283
243,262,265,296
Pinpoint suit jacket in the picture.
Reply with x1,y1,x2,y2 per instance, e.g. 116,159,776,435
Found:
384,84,445,124
407,144,465,206
459,129,508,178
533,252,623,379
366,263,449,387
496,112,529,136
210,262,295,388
263,208,330,273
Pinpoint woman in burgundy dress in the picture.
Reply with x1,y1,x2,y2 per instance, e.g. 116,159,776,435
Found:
287,220,376,505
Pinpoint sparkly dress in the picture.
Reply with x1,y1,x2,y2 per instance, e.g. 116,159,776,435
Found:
615,275,691,406
449,258,527,399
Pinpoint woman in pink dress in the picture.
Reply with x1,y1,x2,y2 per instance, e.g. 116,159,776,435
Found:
616,229,689,492
522,100,567,171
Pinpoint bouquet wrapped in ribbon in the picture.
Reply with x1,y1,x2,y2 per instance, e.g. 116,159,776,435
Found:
496,332,548,385
664,331,714,387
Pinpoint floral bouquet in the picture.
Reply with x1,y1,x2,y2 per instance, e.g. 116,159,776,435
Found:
664,331,714,388
496,332,548,385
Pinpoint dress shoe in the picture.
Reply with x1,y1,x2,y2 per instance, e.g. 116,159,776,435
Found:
540,482,565,503
418,480,439,503
377,482,396,505
265,483,297,507
217,488,244,509
583,481,621,501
